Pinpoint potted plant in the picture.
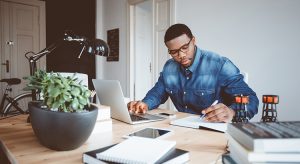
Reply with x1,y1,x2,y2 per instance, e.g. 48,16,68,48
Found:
24,70,98,151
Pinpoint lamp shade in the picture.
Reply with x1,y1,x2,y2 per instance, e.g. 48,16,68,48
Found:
86,39,110,57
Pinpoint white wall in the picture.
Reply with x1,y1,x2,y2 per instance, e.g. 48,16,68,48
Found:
97,0,300,121
96,0,129,96
96,0,104,80
134,1,153,100
175,0,300,121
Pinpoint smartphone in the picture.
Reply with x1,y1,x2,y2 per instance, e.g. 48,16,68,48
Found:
156,112,176,118
124,127,173,139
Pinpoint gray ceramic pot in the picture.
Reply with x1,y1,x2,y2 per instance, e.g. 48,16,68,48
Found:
28,101,98,151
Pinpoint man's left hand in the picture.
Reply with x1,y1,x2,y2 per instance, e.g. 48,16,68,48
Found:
201,103,235,123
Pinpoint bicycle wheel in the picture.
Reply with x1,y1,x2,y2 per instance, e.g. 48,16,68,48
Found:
2,92,33,116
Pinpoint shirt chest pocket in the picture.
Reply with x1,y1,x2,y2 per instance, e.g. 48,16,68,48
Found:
165,88,179,99
192,89,216,108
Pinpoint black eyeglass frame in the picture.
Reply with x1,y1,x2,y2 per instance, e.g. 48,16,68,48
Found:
168,38,193,57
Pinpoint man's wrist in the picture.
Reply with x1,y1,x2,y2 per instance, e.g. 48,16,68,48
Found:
230,108,235,117
228,108,235,122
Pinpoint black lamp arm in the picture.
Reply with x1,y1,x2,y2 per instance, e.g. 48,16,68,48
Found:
25,39,63,76
24,32,109,100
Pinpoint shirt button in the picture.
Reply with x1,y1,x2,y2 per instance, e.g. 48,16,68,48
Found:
183,91,186,95
185,106,188,109
170,91,173,94
187,77,189,80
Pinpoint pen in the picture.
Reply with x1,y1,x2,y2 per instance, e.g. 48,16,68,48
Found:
200,100,218,120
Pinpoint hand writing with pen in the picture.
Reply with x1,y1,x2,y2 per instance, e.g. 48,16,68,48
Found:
200,100,235,123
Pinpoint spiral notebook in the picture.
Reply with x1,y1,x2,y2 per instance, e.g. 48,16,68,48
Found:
83,144,189,164
96,137,176,164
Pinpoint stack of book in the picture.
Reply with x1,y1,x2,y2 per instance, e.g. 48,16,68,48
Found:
83,137,189,164
224,121,300,164
91,104,112,134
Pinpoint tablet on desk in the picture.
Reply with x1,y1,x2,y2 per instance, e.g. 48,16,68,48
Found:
123,127,173,139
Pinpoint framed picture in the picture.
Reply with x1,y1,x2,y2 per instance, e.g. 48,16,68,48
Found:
107,28,119,61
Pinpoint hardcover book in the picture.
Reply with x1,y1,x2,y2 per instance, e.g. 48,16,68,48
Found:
227,121,300,153
222,154,237,164
227,134,300,163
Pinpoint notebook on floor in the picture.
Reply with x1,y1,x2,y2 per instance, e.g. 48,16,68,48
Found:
92,79,165,124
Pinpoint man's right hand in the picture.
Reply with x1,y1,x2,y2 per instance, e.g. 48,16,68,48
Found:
127,101,148,114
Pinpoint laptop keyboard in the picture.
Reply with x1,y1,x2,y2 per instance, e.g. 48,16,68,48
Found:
130,114,149,121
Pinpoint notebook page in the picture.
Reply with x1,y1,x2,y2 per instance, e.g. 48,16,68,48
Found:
96,137,176,164
170,116,227,132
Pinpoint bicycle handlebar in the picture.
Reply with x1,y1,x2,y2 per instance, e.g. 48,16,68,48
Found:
0,78,21,85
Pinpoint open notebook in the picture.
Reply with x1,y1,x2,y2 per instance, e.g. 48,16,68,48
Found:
96,137,176,164
170,116,227,133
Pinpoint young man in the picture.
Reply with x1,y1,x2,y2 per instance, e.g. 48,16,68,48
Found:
128,23,259,122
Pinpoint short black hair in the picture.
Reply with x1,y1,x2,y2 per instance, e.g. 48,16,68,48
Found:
164,23,193,43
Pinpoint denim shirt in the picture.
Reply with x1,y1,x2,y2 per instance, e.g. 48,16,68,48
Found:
142,46,259,119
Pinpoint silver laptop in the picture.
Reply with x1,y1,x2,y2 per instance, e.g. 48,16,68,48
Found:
92,79,165,124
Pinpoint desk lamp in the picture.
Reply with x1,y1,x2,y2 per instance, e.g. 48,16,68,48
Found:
25,31,110,100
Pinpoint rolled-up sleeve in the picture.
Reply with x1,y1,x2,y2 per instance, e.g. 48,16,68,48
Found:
142,73,169,110
219,59,259,119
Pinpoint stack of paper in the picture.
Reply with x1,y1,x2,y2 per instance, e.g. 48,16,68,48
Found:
92,104,111,121
91,104,112,134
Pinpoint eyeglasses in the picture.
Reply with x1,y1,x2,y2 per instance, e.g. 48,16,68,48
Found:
168,38,192,57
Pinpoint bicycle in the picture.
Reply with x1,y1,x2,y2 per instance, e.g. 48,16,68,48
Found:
0,78,32,117
0,33,76,118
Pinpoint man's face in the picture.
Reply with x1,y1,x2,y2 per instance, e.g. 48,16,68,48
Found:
165,34,195,68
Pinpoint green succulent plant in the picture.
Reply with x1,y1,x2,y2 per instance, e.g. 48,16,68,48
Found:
24,70,91,112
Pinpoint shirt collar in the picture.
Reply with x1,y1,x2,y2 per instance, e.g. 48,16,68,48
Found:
181,46,201,73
